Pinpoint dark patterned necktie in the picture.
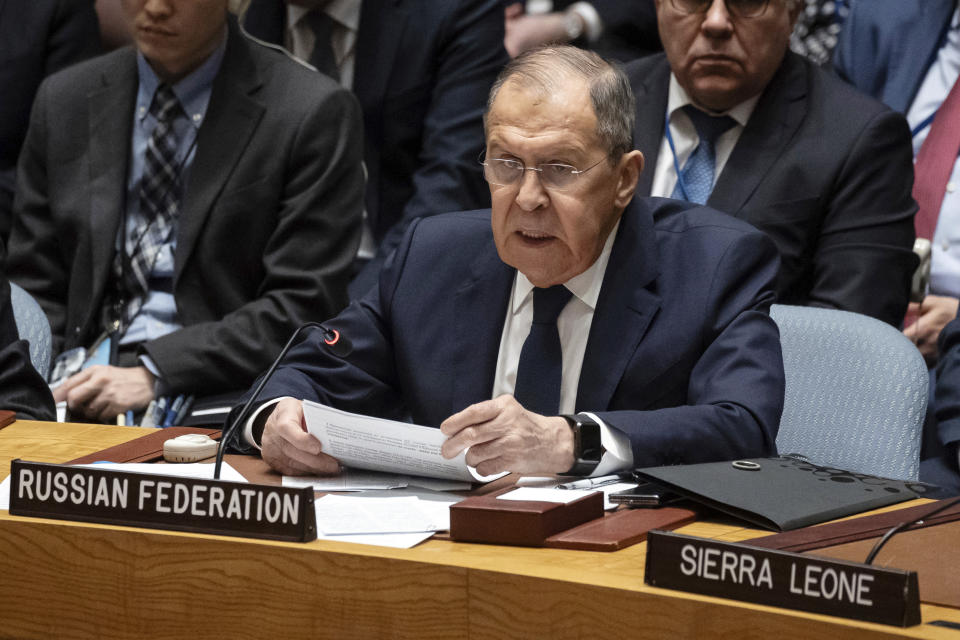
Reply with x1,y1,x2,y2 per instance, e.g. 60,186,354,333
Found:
671,105,737,205
513,285,573,416
114,83,183,332
307,11,340,81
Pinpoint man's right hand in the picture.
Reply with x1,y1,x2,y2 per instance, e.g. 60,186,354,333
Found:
260,398,341,476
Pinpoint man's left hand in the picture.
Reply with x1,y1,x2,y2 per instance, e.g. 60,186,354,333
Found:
440,394,575,475
904,294,960,367
54,365,156,422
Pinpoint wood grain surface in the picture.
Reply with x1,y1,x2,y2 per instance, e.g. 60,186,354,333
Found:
0,421,958,639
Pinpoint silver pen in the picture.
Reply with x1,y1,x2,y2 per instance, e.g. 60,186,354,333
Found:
557,474,624,490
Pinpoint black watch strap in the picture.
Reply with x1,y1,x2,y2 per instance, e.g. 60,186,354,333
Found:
559,412,604,476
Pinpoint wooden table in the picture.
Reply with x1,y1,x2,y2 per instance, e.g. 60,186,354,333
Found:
0,420,958,640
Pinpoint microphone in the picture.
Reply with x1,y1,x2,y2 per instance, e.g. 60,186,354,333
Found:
213,322,352,479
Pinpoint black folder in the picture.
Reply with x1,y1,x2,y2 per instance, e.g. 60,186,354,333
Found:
634,456,930,531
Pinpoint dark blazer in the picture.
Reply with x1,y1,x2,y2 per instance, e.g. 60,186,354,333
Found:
554,0,661,63
242,0,509,295
834,0,954,114
937,311,960,453
246,199,785,466
625,52,918,328
0,0,101,240
0,241,55,422
8,20,364,397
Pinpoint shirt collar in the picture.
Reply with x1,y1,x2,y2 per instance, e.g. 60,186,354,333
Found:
512,218,621,314
288,0,361,32
135,28,228,129
666,73,760,128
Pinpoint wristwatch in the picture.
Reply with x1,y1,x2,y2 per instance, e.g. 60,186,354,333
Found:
559,412,604,476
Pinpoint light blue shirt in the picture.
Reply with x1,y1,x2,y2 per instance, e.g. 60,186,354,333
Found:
907,7,960,298
119,35,227,351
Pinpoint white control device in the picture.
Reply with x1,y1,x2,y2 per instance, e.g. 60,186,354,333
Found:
162,434,219,463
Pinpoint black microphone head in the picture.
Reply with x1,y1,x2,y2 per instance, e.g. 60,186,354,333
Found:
321,327,353,357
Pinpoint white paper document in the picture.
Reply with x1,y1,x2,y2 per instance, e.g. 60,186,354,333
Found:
515,476,638,510
282,469,409,491
313,494,451,535
302,400,505,483
498,487,594,504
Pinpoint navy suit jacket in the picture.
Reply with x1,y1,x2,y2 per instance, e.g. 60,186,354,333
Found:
246,199,786,467
834,0,954,114
0,0,101,240
937,310,960,451
625,52,918,328
242,0,509,295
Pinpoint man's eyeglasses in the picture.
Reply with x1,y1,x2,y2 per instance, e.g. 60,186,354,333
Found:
668,0,771,19
480,154,605,191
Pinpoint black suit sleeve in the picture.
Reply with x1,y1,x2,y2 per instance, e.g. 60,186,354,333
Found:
0,242,54,421
806,107,917,327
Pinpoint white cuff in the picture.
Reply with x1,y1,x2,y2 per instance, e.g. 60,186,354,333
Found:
582,411,633,476
242,397,291,451
567,2,603,42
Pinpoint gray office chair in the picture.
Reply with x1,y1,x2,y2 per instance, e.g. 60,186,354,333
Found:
9,282,52,380
770,304,926,481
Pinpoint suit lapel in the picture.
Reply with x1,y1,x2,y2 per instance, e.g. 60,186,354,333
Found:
576,201,661,412
86,52,137,324
450,245,514,417
633,56,671,197
708,53,806,217
174,22,265,282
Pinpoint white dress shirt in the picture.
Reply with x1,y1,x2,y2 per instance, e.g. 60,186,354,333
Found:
650,75,760,199
246,221,633,476
491,220,633,476
907,6,960,299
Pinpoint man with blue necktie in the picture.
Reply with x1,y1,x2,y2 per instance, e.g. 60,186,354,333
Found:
624,0,917,328
235,46,785,478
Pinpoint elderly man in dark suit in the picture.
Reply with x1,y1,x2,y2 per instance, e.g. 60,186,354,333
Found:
235,46,785,478
7,0,363,422
624,0,917,328
0,0,101,242
241,0,509,298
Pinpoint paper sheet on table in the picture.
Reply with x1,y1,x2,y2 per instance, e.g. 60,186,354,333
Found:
302,400,505,483
313,494,451,535
317,530,435,549
498,487,594,504
515,477,638,510
283,468,472,492
283,469,409,491
0,461,248,510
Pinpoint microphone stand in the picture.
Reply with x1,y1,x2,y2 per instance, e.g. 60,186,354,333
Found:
213,322,348,479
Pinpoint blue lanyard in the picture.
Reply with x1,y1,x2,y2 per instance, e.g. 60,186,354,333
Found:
912,110,938,139
664,108,691,201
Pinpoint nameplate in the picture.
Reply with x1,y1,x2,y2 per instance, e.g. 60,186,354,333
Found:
7,460,317,543
644,531,920,627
